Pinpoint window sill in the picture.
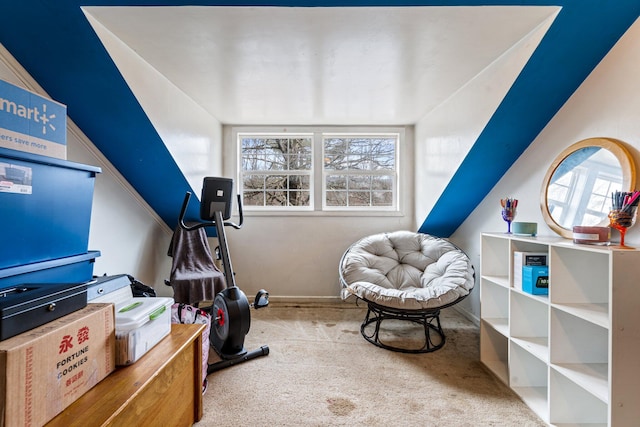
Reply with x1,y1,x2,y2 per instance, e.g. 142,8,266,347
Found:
239,210,405,218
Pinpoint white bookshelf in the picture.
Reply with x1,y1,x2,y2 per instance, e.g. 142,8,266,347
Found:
480,232,640,426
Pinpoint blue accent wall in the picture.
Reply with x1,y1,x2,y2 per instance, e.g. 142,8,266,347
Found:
419,1,640,236
0,1,638,236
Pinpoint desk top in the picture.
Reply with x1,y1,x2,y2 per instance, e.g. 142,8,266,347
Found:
46,323,205,427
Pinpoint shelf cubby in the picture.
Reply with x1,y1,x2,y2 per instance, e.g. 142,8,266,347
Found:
480,233,509,278
480,321,508,384
550,367,608,426
550,246,609,328
480,232,640,426
550,308,608,402
480,279,509,336
510,341,549,422
510,291,549,363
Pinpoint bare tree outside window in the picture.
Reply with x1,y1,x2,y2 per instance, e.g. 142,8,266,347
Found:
240,136,312,208
324,135,397,208
238,131,399,211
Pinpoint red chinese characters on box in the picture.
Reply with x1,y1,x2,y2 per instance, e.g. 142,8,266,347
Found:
0,304,115,427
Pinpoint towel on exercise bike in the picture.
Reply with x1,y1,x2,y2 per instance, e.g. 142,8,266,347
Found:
167,225,226,305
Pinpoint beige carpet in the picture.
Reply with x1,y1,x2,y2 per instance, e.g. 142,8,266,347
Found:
196,302,545,427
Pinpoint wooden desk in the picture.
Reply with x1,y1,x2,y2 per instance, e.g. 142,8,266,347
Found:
47,323,205,427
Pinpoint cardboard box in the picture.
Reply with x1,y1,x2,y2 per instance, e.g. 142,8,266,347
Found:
0,303,115,427
522,265,549,295
513,251,547,290
0,79,67,159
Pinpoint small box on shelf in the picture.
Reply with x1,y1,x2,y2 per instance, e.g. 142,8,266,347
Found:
513,252,547,290
522,265,549,295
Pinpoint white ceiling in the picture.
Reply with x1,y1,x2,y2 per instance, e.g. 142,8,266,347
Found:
83,5,558,125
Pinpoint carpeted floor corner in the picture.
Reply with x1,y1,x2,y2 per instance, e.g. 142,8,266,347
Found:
196,302,546,427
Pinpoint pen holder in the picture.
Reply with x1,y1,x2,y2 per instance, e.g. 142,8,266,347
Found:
609,207,638,248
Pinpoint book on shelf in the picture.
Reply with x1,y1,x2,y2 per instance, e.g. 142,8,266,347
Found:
513,251,547,290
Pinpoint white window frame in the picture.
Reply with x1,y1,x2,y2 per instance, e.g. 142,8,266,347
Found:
237,132,315,211
231,126,405,216
322,132,399,212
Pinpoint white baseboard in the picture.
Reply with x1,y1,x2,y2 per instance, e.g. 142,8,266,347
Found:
267,295,359,308
452,305,480,326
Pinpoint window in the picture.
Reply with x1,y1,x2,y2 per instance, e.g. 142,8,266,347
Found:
237,129,400,212
323,134,396,209
240,134,313,208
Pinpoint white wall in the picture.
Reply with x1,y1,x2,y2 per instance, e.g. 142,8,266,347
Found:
451,17,640,323
90,9,420,302
83,10,224,197
412,12,555,323
413,13,556,227
219,126,416,302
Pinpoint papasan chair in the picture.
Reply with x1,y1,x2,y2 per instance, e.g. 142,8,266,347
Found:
339,231,475,353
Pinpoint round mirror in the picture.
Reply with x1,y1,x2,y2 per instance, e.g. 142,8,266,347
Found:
540,137,636,238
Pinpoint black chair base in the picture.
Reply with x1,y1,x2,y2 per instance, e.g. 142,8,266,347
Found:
360,301,446,353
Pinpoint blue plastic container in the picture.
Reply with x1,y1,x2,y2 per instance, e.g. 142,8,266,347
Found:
0,147,101,269
0,251,100,288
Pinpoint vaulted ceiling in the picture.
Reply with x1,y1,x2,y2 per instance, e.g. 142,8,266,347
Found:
1,1,638,235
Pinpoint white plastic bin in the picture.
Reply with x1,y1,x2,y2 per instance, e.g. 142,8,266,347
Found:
115,297,174,365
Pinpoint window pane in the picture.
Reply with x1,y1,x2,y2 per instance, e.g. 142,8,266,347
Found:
372,175,393,191
243,175,264,190
265,175,288,190
592,178,611,195
324,138,348,170
289,139,312,171
348,191,370,206
326,174,347,190
584,213,603,225
548,186,568,202
326,190,347,206
324,172,393,208
264,153,286,170
324,136,396,174
587,194,607,211
241,137,263,150
289,175,310,190
347,139,370,156
243,191,264,206
241,137,312,172
242,154,269,171
348,137,395,171
289,191,310,206
369,138,396,170
266,190,288,206
348,175,371,190
372,191,393,206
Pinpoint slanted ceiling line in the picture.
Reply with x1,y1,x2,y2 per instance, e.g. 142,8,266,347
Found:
419,2,640,236
1,2,639,237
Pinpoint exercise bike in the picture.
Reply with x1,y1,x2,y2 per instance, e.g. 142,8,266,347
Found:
177,177,269,374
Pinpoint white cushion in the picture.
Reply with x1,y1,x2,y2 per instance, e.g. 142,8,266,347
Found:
340,231,475,310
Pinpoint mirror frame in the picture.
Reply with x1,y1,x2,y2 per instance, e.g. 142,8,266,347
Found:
540,137,636,239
